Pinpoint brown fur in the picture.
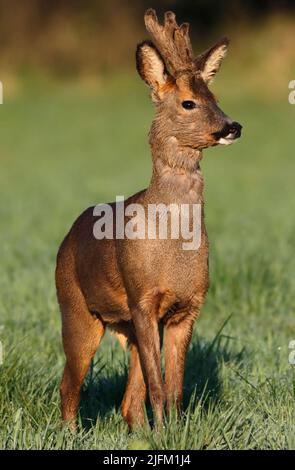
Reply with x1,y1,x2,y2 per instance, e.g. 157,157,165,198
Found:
56,9,241,430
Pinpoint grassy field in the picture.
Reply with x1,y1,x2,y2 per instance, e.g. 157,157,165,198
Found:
0,77,294,450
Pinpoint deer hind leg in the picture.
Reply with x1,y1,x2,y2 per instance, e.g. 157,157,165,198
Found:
59,294,105,428
131,305,165,427
121,342,146,430
56,255,105,427
164,313,195,414
110,324,147,430
60,310,104,428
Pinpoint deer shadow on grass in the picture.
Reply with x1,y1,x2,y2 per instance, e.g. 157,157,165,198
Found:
79,345,128,430
182,332,246,412
79,326,246,430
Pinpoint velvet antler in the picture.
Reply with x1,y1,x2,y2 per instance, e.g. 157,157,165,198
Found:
144,9,195,76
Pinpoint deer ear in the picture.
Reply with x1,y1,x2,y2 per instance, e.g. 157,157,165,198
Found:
196,37,229,85
136,40,169,100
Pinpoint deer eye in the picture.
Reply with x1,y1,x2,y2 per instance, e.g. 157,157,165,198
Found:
182,100,197,110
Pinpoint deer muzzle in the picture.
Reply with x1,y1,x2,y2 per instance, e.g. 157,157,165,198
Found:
212,121,242,145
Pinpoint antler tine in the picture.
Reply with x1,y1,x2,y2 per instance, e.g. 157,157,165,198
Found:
174,23,194,65
163,10,178,36
144,9,194,76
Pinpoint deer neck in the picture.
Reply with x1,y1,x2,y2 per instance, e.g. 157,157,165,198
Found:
147,135,204,204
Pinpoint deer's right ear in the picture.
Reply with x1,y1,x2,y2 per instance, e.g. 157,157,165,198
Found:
136,41,168,100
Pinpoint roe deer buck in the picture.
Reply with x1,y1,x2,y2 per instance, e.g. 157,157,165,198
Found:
56,8,242,431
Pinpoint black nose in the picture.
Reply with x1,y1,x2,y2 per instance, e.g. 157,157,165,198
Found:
228,121,242,138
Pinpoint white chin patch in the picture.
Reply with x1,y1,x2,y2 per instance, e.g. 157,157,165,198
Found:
218,133,236,146
219,137,234,145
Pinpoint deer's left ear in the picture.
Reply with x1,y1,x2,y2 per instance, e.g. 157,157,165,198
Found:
136,40,169,101
195,37,229,84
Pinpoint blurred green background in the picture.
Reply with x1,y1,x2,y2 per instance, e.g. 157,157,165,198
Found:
1,0,295,96
0,0,294,450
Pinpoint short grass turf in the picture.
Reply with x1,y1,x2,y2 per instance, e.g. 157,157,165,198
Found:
0,78,294,449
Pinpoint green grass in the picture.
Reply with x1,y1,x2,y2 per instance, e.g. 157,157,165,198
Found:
0,78,294,450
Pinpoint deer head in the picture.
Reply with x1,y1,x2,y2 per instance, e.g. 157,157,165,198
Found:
136,9,242,152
